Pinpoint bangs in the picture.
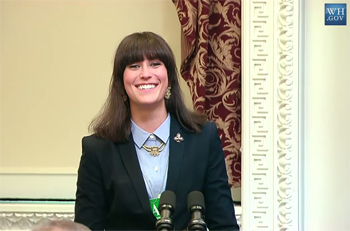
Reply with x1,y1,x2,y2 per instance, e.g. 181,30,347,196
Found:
120,33,171,68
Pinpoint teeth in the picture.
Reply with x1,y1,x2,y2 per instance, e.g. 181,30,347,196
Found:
138,84,156,90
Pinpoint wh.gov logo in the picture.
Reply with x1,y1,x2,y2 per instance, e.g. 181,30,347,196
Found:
325,3,347,25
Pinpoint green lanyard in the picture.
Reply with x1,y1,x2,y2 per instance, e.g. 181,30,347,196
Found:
141,137,169,220
150,196,161,220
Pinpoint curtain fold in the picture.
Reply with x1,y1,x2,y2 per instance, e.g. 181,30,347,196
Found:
173,0,241,188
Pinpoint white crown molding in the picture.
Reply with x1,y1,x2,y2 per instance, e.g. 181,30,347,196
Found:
241,0,300,231
0,203,240,230
0,203,75,230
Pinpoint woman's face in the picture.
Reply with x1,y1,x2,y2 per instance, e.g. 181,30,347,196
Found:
123,58,168,111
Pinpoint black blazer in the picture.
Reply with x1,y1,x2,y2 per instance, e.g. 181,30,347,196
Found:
74,117,239,231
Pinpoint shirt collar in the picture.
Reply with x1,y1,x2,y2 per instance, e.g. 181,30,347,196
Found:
131,113,171,149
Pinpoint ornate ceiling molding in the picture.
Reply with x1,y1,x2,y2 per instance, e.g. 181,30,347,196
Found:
241,0,300,230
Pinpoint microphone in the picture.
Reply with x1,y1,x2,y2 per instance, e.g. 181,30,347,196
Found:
187,191,207,231
155,190,176,231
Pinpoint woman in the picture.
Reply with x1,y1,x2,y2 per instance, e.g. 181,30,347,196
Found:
74,31,239,231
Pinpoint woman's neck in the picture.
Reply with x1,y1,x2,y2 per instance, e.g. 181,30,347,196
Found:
130,106,168,133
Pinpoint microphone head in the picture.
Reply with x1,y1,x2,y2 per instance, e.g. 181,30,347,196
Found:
158,190,176,210
187,191,205,211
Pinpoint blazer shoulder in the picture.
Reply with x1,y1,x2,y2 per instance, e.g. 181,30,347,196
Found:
82,134,113,151
201,120,218,133
82,133,102,144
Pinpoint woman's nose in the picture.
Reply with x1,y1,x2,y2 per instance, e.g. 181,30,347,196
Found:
140,65,151,78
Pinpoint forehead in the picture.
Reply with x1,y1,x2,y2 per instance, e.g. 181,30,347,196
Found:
123,49,165,65
121,39,170,66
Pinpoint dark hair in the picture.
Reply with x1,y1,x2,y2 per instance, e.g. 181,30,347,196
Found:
32,220,90,231
89,31,206,142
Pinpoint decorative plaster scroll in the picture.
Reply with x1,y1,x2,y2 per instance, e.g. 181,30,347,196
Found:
242,0,299,231
0,205,241,230
0,203,75,230
277,0,299,231
244,0,274,230
0,212,74,230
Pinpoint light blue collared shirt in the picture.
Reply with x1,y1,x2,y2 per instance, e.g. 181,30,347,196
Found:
131,114,170,199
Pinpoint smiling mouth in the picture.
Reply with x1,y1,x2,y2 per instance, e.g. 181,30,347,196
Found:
136,84,157,90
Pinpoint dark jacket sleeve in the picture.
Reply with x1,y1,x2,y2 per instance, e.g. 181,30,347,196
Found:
204,122,240,231
74,136,106,230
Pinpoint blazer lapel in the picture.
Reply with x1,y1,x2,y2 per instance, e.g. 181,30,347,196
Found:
118,136,155,220
166,117,186,192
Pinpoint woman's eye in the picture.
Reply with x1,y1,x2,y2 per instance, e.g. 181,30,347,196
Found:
151,62,161,67
129,64,139,69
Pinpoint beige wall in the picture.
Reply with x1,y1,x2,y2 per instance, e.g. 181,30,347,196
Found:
0,0,191,172
303,0,350,230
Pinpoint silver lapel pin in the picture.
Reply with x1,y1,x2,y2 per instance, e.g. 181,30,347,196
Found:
174,133,184,143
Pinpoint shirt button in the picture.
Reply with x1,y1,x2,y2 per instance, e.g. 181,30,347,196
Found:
154,166,159,172
150,134,155,139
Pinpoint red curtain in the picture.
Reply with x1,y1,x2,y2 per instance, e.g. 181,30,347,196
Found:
172,0,241,188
